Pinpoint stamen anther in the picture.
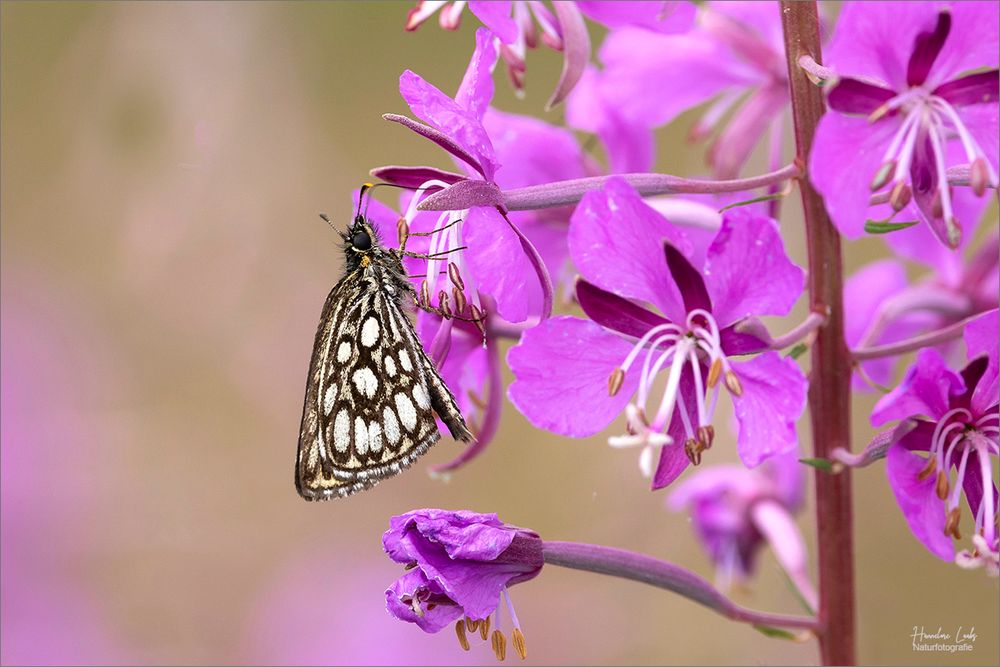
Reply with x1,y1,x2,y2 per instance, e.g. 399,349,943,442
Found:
684,438,703,466
469,304,487,335
455,620,471,651
724,370,743,397
971,158,989,196
397,217,410,248
466,617,480,633
917,456,937,481
889,182,912,211
871,161,896,191
491,629,507,661
511,628,527,660
448,262,466,290
453,287,468,313
608,368,625,396
438,290,452,318
945,506,962,539
420,281,431,308
479,615,491,640
707,358,723,388
946,217,962,248
935,469,950,500
697,425,715,450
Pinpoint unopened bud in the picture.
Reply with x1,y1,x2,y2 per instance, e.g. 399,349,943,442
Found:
511,628,527,660
971,157,989,197
448,262,466,290
935,470,950,500
724,370,743,397
397,218,410,247
707,358,723,388
697,425,715,450
608,368,625,396
491,629,507,661
455,620,470,651
889,181,911,211
438,290,452,318
452,286,467,313
870,161,896,191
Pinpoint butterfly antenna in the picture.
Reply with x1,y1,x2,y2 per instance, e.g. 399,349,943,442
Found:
359,181,432,221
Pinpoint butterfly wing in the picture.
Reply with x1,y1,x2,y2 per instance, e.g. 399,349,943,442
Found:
296,268,467,500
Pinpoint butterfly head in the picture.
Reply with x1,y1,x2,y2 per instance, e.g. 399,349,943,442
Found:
343,215,391,271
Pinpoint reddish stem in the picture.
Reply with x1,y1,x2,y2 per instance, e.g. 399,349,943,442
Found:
780,3,857,665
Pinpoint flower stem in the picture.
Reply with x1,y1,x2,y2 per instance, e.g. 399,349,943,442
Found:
541,541,819,631
780,3,856,665
499,163,802,211
852,316,972,361
769,311,828,349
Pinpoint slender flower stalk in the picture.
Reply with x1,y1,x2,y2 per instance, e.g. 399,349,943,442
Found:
852,315,973,361
780,3,856,664
418,163,803,212
768,311,828,350
541,541,818,632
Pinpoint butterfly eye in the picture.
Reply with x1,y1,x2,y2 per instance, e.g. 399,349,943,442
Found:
352,229,372,251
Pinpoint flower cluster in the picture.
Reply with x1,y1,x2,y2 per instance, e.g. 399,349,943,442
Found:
364,0,999,656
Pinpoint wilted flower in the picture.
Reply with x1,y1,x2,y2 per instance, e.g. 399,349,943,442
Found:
383,509,543,659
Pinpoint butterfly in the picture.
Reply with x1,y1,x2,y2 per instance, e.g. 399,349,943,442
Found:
296,188,478,500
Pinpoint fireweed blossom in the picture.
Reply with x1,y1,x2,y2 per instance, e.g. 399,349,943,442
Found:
864,309,999,575
811,1,999,248
568,2,791,177
508,178,807,488
383,509,543,659
667,452,817,610
404,1,694,103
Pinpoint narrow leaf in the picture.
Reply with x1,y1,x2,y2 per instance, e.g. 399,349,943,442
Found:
799,457,834,473
753,625,800,640
786,343,808,359
864,219,920,234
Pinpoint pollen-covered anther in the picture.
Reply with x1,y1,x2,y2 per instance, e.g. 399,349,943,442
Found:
870,160,896,191
453,286,467,313
396,217,410,246
455,620,471,651
420,281,431,308
448,262,466,290
724,370,743,397
971,158,990,197
469,304,487,334
935,469,950,500
479,615,491,640
868,101,892,123
707,358,723,388
608,367,625,396
438,290,452,318
511,628,527,660
946,217,962,248
491,629,507,661
889,181,912,211
684,438,703,465
697,425,715,450
917,456,937,481
945,506,962,540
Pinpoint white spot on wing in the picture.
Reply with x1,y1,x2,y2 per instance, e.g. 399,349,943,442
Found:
413,383,430,409
383,407,401,445
333,410,350,453
352,368,378,398
337,341,352,363
323,384,336,414
354,417,369,455
360,318,380,347
385,355,397,377
369,422,383,453
399,349,413,372
395,393,417,431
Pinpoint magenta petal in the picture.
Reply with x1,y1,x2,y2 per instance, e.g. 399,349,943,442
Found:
384,112,488,180
730,352,807,468
843,259,910,388
385,571,462,633
871,348,966,426
468,1,517,43
810,111,901,239
417,179,505,211
507,317,637,437
702,209,804,327
652,442,691,490
652,370,700,489
827,77,897,115
568,176,691,322
484,109,586,189
576,279,671,339
576,1,696,33
964,308,999,416
600,105,656,173
930,1,1000,86
371,165,466,188
961,450,998,529
708,83,787,179
456,28,500,120
462,208,540,323
933,69,1000,106
906,9,951,87
546,1,590,109
887,439,954,561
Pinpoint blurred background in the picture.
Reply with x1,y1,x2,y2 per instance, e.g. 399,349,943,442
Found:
1,2,997,665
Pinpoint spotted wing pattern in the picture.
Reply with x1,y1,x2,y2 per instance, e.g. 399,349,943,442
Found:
296,261,471,500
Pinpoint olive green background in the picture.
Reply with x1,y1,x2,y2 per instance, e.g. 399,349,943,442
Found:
2,2,997,665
